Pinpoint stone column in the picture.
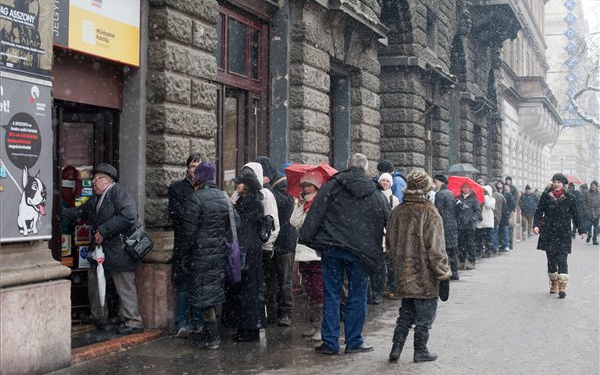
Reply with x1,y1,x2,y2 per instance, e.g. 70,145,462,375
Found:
141,0,219,329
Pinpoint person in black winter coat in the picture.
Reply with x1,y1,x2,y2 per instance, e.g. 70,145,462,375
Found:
300,153,390,355
62,163,142,334
519,185,537,239
533,173,585,299
434,174,459,280
505,176,519,249
496,180,515,251
222,166,267,342
455,182,481,270
180,162,233,350
255,156,298,326
168,153,202,334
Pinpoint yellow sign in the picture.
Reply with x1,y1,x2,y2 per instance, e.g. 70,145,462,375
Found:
68,4,139,66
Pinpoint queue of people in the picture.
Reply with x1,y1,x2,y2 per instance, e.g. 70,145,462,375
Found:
68,154,595,363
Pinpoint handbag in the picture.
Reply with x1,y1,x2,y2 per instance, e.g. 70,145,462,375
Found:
121,224,154,260
258,215,275,243
223,192,243,284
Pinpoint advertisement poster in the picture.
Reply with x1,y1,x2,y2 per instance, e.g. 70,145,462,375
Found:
0,73,53,242
0,0,54,79
53,0,140,66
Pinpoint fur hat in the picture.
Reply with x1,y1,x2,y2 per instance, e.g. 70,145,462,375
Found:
300,170,324,189
405,169,434,195
551,173,568,185
377,159,394,174
93,163,118,182
378,173,393,185
433,174,448,185
194,161,216,183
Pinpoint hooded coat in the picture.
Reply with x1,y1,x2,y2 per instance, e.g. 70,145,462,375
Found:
255,156,297,254
299,168,391,273
434,184,458,249
386,194,451,299
476,186,496,229
534,190,582,254
180,182,232,308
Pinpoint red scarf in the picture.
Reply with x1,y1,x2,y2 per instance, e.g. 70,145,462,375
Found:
552,188,565,198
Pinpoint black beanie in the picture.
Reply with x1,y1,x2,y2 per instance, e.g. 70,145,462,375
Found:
551,173,568,185
525,184,531,190
377,159,394,173
434,174,448,185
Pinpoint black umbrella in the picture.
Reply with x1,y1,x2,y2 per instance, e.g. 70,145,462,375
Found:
445,163,480,175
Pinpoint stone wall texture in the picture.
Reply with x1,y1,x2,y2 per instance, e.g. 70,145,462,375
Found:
145,0,219,228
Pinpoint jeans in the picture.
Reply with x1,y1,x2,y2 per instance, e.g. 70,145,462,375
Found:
176,282,203,330
321,247,370,352
501,225,510,250
264,252,295,318
590,217,599,243
491,223,499,252
546,252,568,274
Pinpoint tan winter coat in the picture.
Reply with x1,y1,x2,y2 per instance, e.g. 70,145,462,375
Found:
386,194,452,299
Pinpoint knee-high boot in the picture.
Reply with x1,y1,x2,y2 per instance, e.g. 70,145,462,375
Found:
557,274,569,299
548,272,558,294
389,324,408,362
413,328,438,362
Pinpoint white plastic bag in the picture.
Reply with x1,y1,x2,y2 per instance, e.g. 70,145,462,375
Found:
91,245,106,307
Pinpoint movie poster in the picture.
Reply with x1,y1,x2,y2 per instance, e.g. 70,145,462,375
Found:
0,0,54,79
0,74,53,242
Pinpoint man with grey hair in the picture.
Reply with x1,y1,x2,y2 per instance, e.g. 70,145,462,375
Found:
300,153,391,355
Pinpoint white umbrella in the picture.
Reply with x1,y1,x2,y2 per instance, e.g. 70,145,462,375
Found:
91,245,106,307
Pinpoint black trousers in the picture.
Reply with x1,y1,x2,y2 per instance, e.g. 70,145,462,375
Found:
475,228,492,256
264,251,294,318
458,229,476,263
446,247,459,277
392,298,438,348
546,252,568,274
590,217,599,243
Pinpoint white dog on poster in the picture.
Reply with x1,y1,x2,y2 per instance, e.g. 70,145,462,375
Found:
17,167,47,236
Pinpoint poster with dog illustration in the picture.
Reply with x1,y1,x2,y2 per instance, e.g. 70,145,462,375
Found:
0,74,52,242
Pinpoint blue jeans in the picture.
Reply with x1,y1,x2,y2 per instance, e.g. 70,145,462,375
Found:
501,225,510,250
491,223,499,252
321,247,370,352
175,282,203,330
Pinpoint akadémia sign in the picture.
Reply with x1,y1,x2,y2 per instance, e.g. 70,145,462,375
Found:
0,74,53,242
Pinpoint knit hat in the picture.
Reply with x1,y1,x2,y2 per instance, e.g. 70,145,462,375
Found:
551,173,568,185
194,161,216,183
377,159,394,174
378,173,393,185
405,169,434,195
300,170,324,189
433,174,448,185
591,180,599,188
525,184,531,190
93,163,118,182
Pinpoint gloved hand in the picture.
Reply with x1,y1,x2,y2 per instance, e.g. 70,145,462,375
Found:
263,249,274,260
439,279,450,302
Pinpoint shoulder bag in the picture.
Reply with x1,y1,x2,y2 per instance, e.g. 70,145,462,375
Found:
121,222,154,261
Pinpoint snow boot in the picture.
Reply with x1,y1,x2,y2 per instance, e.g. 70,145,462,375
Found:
413,329,438,362
548,272,558,294
557,274,568,299
389,321,408,362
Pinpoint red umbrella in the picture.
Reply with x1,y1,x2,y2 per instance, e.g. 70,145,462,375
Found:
447,176,484,203
285,162,337,199
564,174,583,184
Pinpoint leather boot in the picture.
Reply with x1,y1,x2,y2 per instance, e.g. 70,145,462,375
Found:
389,323,408,362
413,329,438,362
557,274,568,299
548,272,558,294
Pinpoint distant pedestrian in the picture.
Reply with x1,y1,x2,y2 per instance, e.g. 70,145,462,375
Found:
491,184,506,254
533,173,585,298
433,174,459,280
475,185,496,257
518,185,537,240
168,153,203,336
497,180,515,251
579,183,590,236
455,182,481,269
376,159,407,204
386,169,451,363
583,181,599,245
300,153,390,355
505,176,519,248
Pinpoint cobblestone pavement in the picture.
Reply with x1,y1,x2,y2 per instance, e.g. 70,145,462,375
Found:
50,238,599,375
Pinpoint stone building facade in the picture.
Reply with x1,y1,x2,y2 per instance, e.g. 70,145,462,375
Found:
379,0,522,183
497,0,562,191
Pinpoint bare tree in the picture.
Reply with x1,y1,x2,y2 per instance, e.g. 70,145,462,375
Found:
569,28,600,129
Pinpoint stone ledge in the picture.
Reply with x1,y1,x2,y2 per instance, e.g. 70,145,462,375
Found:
0,242,71,288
